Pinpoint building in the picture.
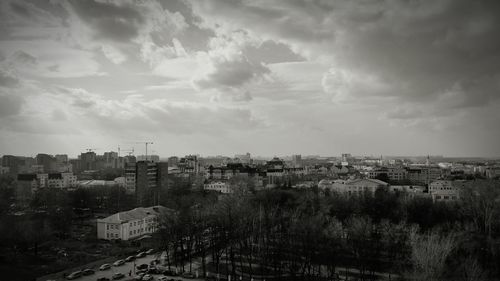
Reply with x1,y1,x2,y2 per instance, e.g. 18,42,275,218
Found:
130,161,169,207
16,174,37,206
406,166,442,185
428,180,465,202
2,155,20,175
291,154,302,167
96,206,171,241
36,153,56,173
204,181,231,193
368,167,407,181
318,178,389,196
80,151,97,171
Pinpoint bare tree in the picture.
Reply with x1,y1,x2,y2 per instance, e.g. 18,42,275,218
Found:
409,229,456,281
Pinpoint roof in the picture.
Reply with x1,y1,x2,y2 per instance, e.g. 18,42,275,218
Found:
17,174,37,181
347,178,389,186
98,206,172,224
48,173,62,179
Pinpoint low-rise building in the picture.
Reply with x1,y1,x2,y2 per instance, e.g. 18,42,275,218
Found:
428,180,466,202
204,181,231,194
97,206,170,241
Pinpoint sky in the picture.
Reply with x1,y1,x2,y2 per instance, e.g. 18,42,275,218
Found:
0,0,500,158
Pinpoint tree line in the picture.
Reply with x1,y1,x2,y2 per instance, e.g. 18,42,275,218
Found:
156,180,500,281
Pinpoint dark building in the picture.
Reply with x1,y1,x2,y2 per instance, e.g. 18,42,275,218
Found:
36,153,56,173
80,151,97,171
134,161,169,207
2,155,20,175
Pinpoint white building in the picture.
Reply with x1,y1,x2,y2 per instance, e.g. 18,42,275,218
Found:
318,178,389,196
204,181,232,194
97,206,170,241
429,180,464,202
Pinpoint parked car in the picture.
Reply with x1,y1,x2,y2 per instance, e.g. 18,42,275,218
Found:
136,252,146,258
66,271,83,280
142,274,154,281
97,278,110,281
158,277,168,281
125,255,136,262
162,270,177,276
99,263,112,270
145,248,155,255
181,272,195,279
82,269,95,275
112,273,125,280
137,263,149,270
113,259,126,266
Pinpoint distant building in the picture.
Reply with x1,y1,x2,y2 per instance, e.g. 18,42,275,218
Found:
429,180,465,202
129,161,169,207
204,181,231,194
36,153,56,173
234,153,251,164
16,174,37,206
96,206,171,241
80,151,97,171
368,167,407,181
318,178,389,196
406,166,442,185
2,155,20,175
291,154,302,167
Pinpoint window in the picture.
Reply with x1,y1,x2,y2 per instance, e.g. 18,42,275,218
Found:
107,225,109,230
130,231,132,235
130,223,132,227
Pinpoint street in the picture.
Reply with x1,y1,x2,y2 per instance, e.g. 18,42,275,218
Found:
38,252,205,281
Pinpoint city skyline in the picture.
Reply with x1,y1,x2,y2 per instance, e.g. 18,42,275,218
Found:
1,0,500,157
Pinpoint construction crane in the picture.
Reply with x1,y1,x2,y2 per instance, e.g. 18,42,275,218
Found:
134,141,153,161
118,146,134,157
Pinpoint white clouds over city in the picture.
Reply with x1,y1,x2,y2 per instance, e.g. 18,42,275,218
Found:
0,0,499,157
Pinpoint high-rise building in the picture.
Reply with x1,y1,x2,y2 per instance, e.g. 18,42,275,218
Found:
291,154,302,167
130,161,169,207
80,151,97,171
1,155,20,175
36,153,56,173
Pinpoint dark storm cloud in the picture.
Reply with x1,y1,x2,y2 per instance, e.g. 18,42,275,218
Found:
68,0,145,42
191,0,500,112
9,2,30,17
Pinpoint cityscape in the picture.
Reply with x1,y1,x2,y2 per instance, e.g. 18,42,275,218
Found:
1,0,500,281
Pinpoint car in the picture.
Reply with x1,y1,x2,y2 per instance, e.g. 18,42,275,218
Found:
113,259,126,266
97,278,110,281
147,268,159,274
145,248,155,255
181,272,195,279
83,269,95,275
125,255,136,262
136,269,148,275
66,270,83,280
162,270,176,276
99,263,112,270
136,252,146,258
142,274,154,281
112,273,125,280
137,263,149,270
158,277,168,281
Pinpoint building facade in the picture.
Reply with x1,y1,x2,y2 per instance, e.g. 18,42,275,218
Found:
96,206,170,241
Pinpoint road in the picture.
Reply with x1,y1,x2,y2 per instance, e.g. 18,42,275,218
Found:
39,252,205,281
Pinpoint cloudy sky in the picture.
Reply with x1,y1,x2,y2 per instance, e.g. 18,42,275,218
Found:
0,0,499,158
